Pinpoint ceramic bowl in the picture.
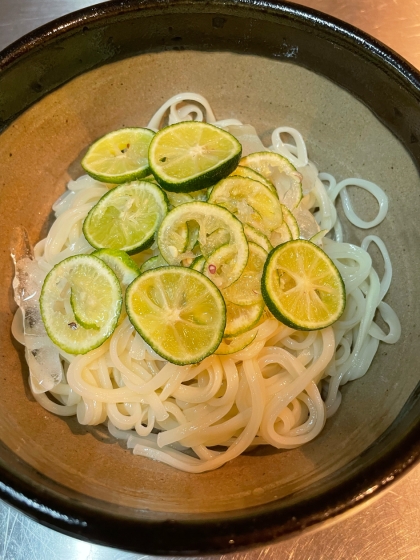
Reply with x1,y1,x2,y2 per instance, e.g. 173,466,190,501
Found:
1,0,420,555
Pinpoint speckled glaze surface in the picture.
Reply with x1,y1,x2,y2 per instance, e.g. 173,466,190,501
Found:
0,0,420,555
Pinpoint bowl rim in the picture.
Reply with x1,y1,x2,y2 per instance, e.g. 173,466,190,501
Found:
1,0,420,555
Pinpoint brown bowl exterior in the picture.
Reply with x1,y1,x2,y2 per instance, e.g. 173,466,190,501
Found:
1,0,420,555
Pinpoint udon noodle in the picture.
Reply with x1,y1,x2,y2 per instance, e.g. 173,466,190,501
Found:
11,94,401,473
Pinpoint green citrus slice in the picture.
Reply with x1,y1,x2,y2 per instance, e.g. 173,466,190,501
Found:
82,128,155,183
222,242,267,306
158,201,248,288
126,267,226,365
166,189,208,208
244,224,273,253
185,221,200,252
40,255,122,354
166,191,194,207
139,253,169,273
92,248,140,287
310,229,329,246
83,181,167,254
240,152,303,209
271,222,292,247
230,165,276,193
282,204,300,238
149,121,241,192
262,239,346,330
224,300,265,338
271,204,300,246
208,175,283,234
201,243,240,289
215,330,257,355
190,255,206,272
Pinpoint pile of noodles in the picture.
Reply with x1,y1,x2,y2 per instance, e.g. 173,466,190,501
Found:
12,93,401,473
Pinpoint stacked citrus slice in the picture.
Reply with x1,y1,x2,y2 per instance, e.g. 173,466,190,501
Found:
40,120,346,364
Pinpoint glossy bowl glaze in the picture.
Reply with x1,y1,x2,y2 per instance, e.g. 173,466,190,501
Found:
1,0,420,555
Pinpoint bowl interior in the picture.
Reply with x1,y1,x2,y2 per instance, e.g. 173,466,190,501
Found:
1,48,419,517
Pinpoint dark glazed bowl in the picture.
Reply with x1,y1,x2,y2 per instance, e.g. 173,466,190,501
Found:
1,0,420,555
